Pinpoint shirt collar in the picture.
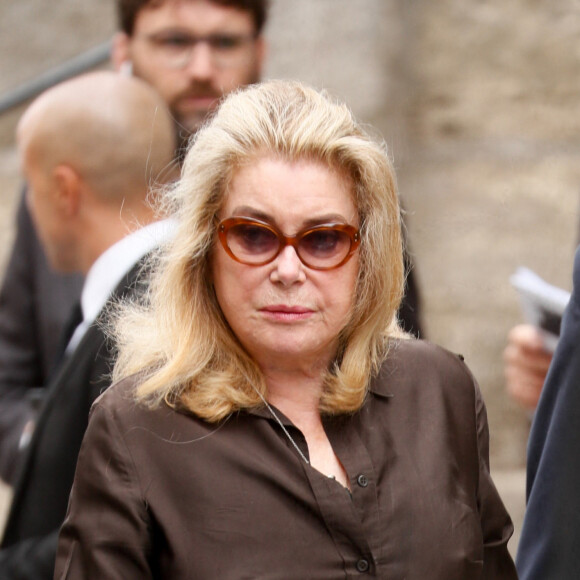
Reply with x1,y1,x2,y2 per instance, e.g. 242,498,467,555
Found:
248,374,394,424
368,377,394,399
80,218,176,324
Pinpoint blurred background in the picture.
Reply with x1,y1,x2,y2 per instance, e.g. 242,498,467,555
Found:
2,0,580,555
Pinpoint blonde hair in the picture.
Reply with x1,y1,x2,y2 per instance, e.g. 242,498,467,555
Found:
112,79,406,421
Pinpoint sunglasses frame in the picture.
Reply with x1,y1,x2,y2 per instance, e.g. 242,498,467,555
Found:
217,217,361,271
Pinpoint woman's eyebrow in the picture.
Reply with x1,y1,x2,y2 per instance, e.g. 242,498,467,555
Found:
301,214,350,227
229,206,351,227
229,206,269,220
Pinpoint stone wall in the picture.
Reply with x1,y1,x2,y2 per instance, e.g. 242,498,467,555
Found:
401,0,580,467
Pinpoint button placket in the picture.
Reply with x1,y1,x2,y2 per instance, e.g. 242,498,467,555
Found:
356,557,370,573
323,416,379,574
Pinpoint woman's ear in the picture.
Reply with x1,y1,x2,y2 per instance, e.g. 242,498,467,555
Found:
111,32,132,75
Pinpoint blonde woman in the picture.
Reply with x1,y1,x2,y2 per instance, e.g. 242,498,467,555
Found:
55,80,517,579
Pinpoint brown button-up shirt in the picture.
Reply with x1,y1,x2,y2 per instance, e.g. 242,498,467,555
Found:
55,339,517,579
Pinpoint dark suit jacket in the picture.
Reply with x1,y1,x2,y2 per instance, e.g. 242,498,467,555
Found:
516,245,580,579
0,260,147,579
0,196,83,482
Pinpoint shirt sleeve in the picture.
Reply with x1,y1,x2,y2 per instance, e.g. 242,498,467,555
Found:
55,401,153,580
472,378,519,579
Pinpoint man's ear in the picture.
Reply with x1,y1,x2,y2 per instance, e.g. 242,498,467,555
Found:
52,164,81,217
111,32,132,74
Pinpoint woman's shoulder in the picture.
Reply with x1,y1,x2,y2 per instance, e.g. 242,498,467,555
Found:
386,337,468,369
371,338,478,403
92,373,144,413
367,339,486,453
90,373,210,443
90,373,172,432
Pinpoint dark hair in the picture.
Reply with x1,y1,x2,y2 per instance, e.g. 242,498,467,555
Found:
117,0,270,36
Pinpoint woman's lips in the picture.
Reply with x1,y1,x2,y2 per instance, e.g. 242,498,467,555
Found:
260,305,314,322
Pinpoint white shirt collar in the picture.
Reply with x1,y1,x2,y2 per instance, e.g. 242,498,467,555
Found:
81,218,176,323
66,218,175,353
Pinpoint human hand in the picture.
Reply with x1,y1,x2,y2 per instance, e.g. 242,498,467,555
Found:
503,324,553,412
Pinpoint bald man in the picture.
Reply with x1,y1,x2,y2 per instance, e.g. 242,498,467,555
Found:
0,71,176,579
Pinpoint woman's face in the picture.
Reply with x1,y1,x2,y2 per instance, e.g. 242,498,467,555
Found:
212,157,360,373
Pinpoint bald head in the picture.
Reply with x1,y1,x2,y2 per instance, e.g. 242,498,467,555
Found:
17,71,176,203
18,71,177,274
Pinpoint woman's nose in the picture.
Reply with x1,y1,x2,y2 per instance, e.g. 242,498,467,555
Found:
270,245,306,285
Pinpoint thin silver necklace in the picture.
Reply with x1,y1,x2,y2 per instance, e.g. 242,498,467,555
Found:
251,385,310,466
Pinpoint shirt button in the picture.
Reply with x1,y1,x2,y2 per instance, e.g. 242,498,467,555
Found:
357,474,369,487
356,558,370,573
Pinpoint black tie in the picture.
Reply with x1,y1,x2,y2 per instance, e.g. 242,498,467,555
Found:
49,301,83,378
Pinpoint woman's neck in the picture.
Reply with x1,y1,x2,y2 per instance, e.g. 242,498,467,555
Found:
263,368,324,420
262,369,351,490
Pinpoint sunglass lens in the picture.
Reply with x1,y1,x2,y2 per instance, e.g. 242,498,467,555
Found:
300,229,350,267
228,223,279,263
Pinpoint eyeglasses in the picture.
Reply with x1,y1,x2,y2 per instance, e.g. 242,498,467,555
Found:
140,31,258,69
217,217,361,271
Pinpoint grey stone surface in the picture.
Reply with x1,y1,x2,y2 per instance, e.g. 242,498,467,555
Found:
400,0,580,471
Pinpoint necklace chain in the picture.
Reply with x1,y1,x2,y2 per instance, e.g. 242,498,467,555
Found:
252,385,310,466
